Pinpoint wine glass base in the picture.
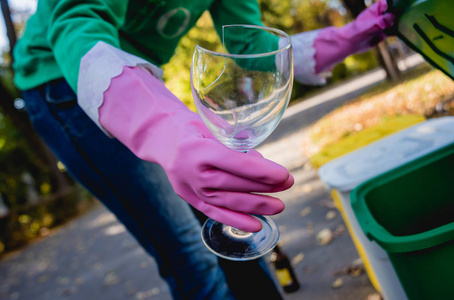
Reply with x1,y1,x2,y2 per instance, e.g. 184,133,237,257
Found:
201,215,279,261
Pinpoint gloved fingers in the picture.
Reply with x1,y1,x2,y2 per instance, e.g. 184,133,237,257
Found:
204,145,292,186
375,0,389,15
221,149,294,192
352,13,394,34
194,202,264,232
244,151,296,192
272,174,295,192
199,190,285,216
381,11,396,29
352,0,394,31
200,169,294,193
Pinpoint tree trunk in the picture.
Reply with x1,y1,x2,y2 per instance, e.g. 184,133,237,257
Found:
376,40,400,82
1,0,16,68
1,0,71,193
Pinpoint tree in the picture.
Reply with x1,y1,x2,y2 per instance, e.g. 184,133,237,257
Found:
0,0,15,50
0,0,71,195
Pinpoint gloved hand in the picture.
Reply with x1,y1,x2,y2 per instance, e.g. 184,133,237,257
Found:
291,0,395,85
99,66,294,232
313,0,395,73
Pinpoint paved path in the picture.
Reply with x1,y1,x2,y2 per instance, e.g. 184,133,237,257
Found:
0,55,425,300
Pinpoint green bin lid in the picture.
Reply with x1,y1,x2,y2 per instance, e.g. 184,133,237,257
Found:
387,0,454,80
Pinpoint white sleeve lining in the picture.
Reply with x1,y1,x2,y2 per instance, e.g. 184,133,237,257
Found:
290,30,330,86
77,41,163,135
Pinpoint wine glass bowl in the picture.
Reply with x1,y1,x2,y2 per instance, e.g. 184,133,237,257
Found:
191,24,293,260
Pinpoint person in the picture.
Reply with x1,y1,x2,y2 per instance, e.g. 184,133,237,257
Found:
12,0,394,299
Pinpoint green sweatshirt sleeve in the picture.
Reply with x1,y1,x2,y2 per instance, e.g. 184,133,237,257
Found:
209,0,279,71
47,1,129,91
209,0,263,33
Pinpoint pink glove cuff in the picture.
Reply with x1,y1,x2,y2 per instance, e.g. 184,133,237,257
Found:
290,30,330,85
77,41,163,135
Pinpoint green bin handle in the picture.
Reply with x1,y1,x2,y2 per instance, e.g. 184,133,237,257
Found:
351,184,454,253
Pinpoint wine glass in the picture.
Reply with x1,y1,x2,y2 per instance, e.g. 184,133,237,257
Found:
191,24,293,261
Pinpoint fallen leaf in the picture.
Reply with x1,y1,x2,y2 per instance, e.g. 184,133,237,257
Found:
135,288,160,299
325,210,336,220
331,278,343,288
316,228,333,245
292,252,305,265
302,184,313,193
300,207,312,218
367,292,383,300
303,162,313,171
319,199,336,209
346,258,365,277
104,270,119,286
333,225,346,237
278,235,291,247
347,265,364,277
332,258,365,277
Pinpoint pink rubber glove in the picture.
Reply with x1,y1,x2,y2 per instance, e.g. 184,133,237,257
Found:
314,0,395,73
99,66,294,232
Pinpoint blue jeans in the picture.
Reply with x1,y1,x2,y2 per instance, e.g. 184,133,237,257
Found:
22,79,282,300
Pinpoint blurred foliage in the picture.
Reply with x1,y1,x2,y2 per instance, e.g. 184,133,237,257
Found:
0,1,97,256
0,111,45,206
0,65,94,256
0,102,94,255
302,65,454,166
0,70,47,207
0,186,94,255
0,67,95,255
0,67,19,97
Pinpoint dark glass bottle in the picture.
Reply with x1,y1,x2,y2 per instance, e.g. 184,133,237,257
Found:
270,244,300,293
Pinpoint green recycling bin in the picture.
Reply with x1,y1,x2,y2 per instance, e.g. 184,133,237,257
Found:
351,141,454,300
387,0,454,81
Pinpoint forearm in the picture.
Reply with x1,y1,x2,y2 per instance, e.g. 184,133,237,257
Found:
209,0,263,36
292,0,394,85
47,0,128,91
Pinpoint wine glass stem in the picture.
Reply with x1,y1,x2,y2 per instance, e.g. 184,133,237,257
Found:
229,149,252,237
227,149,253,238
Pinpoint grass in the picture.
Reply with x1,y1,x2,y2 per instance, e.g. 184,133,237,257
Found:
302,65,454,169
